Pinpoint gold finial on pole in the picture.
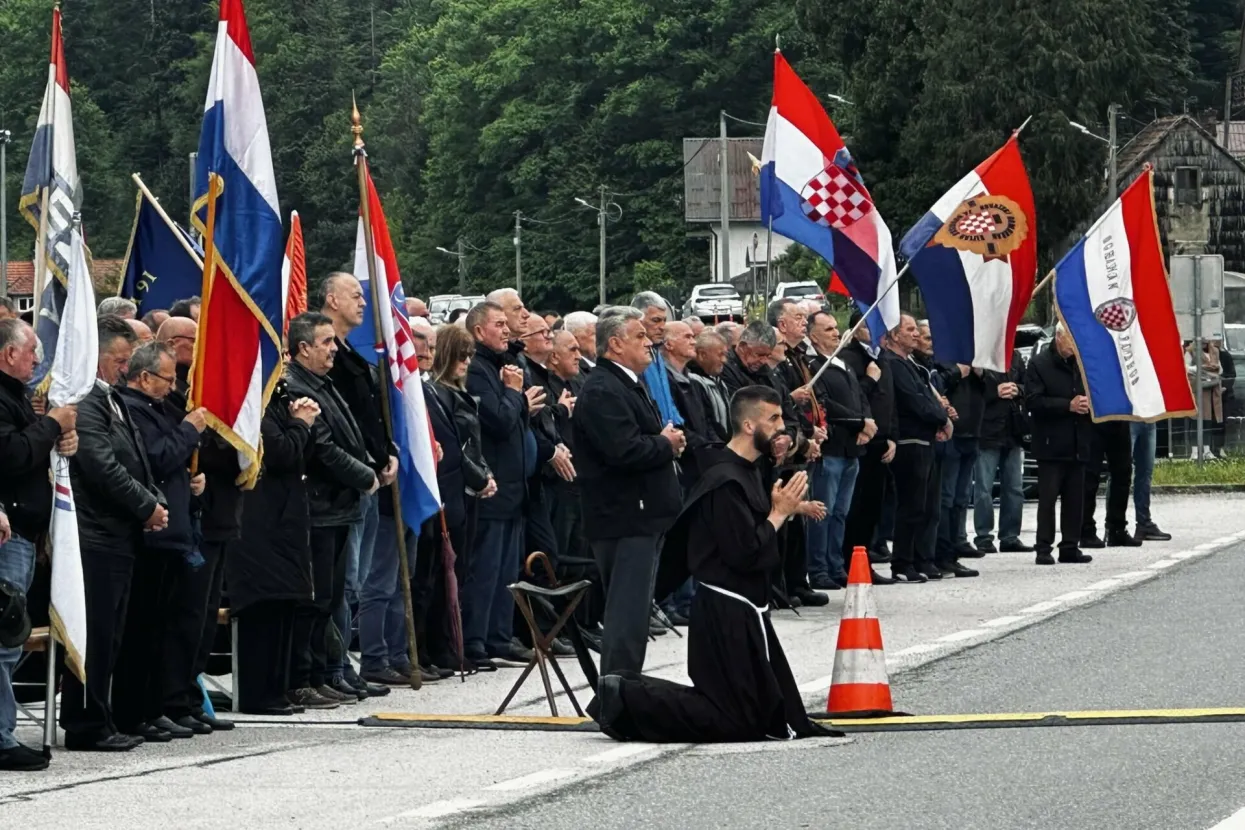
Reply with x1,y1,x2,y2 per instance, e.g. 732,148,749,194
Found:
351,92,364,152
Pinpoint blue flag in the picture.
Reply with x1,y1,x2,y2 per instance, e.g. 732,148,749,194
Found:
119,189,204,317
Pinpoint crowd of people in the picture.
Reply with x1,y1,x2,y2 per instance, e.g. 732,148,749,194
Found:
0,279,1178,769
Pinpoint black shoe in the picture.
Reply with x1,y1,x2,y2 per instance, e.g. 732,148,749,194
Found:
64,732,143,752
318,683,358,704
362,667,411,686
1106,531,1143,548
150,716,196,738
417,667,442,683
241,704,296,716
808,575,843,591
868,547,892,564
917,568,944,581
940,562,979,578
0,744,50,771
1035,551,1056,566
975,540,998,554
795,587,830,607
196,713,235,731
999,539,1034,553
1136,523,1173,542
891,568,927,584
289,688,339,710
169,715,211,735
549,637,576,656
870,568,896,586
330,676,367,700
665,611,690,626
1059,551,1094,564
123,723,172,743
1080,534,1106,549
490,640,535,666
466,656,498,672
956,543,986,559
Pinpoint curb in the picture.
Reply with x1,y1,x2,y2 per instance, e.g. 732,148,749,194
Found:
1151,484,1245,494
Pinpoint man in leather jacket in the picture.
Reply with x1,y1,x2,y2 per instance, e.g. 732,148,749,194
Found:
284,313,379,708
61,315,168,752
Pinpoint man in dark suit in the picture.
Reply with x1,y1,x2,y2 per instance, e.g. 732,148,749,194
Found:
61,315,168,752
1025,325,1095,565
285,313,379,707
574,307,685,676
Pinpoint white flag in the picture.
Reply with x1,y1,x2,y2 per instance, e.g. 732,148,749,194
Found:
46,222,96,683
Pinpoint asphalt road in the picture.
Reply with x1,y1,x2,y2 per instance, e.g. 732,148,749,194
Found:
454,543,1245,830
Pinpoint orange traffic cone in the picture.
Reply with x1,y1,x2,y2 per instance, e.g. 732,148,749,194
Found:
826,546,894,716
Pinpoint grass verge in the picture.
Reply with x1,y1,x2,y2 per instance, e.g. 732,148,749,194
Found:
1153,457,1245,486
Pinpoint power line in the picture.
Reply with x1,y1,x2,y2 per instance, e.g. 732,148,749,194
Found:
722,111,767,129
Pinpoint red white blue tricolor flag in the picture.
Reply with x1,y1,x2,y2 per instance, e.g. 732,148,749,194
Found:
349,169,442,526
20,6,82,390
760,51,899,345
1053,169,1196,421
899,136,1037,372
191,0,284,484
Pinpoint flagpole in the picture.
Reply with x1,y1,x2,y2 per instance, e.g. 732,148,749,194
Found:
352,97,422,691
32,189,50,323
803,260,910,390
132,173,205,267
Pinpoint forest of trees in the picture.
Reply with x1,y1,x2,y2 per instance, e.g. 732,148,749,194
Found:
0,0,1241,309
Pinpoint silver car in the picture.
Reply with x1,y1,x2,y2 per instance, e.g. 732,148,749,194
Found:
682,284,744,322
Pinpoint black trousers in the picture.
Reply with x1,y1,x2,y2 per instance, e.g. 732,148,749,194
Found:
161,540,228,718
843,443,886,561
292,525,350,689
235,600,297,712
1037,461,1086,555
113,551,174,731
592,535,660,676
891,442,937,573
550,482,587,565
1083,422,1132,536
60,546,136,739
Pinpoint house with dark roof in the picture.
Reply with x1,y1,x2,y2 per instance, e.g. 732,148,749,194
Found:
2,259,127,314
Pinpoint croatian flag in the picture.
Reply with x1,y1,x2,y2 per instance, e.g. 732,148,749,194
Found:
192,0,284,485
282,210,307,336
899,136,1037,372
20,6,82,391
47,223,97,684
759,51,899,345
1053,169,1196,421
349,168,442,526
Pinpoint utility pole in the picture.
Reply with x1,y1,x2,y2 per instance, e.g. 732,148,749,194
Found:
1107,103,1120,198
514,210,522,296
456,237,466,294
719,110,731,283
0,129,10,299
594,185,606,306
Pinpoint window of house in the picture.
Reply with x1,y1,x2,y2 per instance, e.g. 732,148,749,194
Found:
16,297,34,313
1174,166,1201,206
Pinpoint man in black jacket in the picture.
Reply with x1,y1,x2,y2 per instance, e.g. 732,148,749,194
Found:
974,349,1032,553
0,318,77,770
321,272,398,693
806,311,875,589
839,317,898,586
284,313,379,707
574,307,685,676
543,329,587,567
687,330,730,442
1025,327,1095,565
114,342,208,741
62,316,168,752
881,314,950,583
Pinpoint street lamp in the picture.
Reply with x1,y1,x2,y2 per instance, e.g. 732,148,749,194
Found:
435,241,467,294
824,93,855,106
1068,104,1120,197
0,128,10,300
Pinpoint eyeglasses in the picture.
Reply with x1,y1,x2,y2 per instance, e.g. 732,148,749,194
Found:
146,370,177,385
521,330,553,340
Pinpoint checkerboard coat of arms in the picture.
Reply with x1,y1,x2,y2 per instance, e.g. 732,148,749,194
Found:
932,195,1030,261
800,164,874,229
1093,298,1137,332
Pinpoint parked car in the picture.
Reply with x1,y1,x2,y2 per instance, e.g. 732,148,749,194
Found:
681,283,745,322
428,294,460,324
443,295,485,323
769,281,826,304
1013,324,1047,365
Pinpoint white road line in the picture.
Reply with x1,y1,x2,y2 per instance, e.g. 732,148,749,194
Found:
581,743,657,764
796,674,835,693
1211,536,1238,546
937,629,988,643
1147,559,1180,570
891,643,945,657
486,768,578,791
1085,579,1123,590
1197,542,1222,550
1207,804,1245,829
1018,600,1063,614
375,799,485,824
1114,571,1153,579
1052,590,1093,602
981,615,1028,628
1169,550,1202,560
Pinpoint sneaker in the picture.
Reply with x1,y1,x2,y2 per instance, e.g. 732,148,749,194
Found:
316,684,357,705
1080,533,1106,549
1106,531,1143,548
999,539,1034,553
940,561,979,578
795,587,830,607
891,568,927,584
289,687,339,710
1058,551,1094,564
1035,550,1056,565
0,744,50,771
1136,523,1173,542
870,568,896,586
975,540,998,554
362,667,411,686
